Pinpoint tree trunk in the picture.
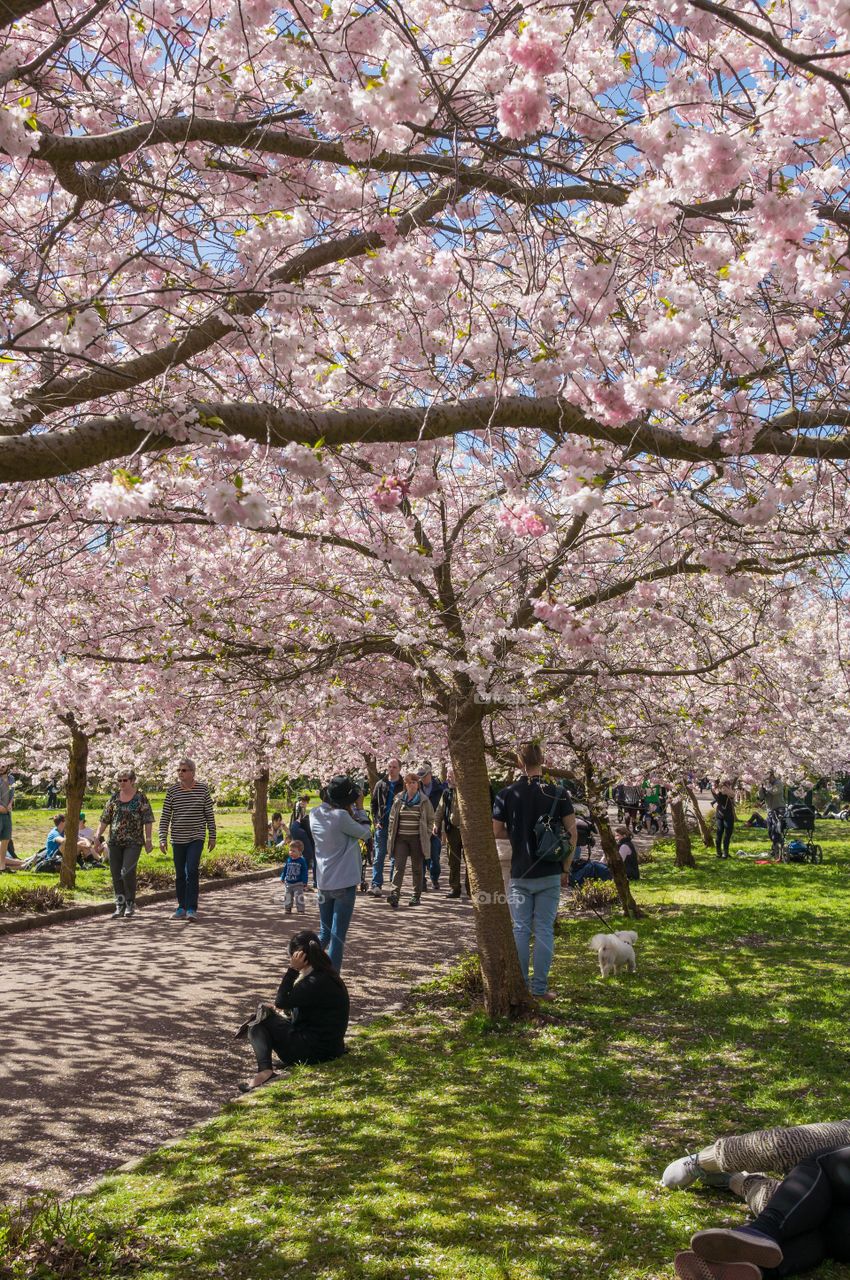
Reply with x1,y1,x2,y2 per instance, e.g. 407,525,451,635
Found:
684,782,712,847
252,767,269,848
448,703,531,1019
61,724,88,889
582,762,642,918
362,753,379,793
671,797,696,868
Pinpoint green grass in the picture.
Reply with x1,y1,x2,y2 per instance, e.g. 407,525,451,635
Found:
30,819,845,1280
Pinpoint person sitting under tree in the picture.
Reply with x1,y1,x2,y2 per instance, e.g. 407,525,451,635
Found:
662,1120,850,1279
239,929,350,1092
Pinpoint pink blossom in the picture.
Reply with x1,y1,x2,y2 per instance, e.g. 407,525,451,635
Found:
506,34,562,78
372,475,410,511
498,500,550,537
496,81,549,139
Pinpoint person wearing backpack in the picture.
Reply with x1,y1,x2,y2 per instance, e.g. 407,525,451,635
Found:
492,742,577,1001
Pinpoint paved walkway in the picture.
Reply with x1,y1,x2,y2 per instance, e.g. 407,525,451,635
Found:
0,879,476,1196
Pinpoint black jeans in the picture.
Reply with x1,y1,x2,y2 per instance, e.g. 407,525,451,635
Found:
248,1012,337,1071
716,811,734,858
109,841,142,902
753,1146,850,1277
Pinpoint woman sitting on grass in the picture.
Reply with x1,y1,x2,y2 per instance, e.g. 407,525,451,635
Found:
662,1120,850,1279
241,930,350,1092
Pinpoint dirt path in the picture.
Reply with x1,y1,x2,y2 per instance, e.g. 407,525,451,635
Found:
0,880,476,1197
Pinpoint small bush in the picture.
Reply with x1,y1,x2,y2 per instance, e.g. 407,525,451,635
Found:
636,848,654,865
133,868,174,892
0,885,67,916
0,1196,138,1279
416,951,483,1006
252,844,286,864
213,782,251,807
201,852,258,879
571,879,620,912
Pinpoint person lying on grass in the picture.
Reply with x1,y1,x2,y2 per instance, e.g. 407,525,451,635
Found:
241,929,350,1092
662,1121,850,1280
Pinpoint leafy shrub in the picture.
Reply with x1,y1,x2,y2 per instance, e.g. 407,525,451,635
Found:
133,868,174,892
0,886,67,916
637,848,654,865
416,951,483,1006
212,782,251,808
16,793,69,810
252,844,286,864
571,879,620,912
8,793,44,810
0,1196,138,1279
201,852,258,879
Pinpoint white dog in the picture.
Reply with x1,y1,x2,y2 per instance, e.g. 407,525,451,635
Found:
589,930,638,978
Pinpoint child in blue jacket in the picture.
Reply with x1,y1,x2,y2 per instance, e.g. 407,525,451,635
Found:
281,840,309,914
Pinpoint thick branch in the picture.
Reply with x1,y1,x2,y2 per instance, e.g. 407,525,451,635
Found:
6,394,850,483
9,187,453,431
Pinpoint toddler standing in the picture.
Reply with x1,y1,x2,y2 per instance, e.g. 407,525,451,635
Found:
281,840,309,914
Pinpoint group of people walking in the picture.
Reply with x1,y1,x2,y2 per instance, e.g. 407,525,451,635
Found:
368,759,466,901
241,740,578,1089
95,758,216,920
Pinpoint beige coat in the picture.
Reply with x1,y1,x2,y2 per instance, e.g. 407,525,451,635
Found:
387,792,435,861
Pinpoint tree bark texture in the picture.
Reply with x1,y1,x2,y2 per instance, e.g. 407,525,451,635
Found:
684,782,712,846
447,704,531,1019
582,763,642,918
252,767,270,848
671,797,696,868
362,753,379,793
61,722,88,889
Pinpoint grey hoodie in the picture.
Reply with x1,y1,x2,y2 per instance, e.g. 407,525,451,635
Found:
309,802,371,891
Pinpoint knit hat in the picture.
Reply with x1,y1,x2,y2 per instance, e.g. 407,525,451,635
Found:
326,775,359,807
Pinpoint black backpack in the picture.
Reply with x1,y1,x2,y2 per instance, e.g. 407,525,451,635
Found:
532,787,572,864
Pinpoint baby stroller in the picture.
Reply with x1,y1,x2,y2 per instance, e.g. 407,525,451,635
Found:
573,803,597,858
771,804,823,863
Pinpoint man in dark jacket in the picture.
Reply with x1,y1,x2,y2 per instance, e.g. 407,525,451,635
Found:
369,758,403,896
434,769,468,899
417,762,445,889
493,742,576,1000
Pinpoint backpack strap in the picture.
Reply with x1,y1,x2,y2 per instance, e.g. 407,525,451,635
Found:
545,784,564,817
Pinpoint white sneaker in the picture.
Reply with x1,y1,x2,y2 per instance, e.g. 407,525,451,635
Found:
368,884,383,897
662,1152,702,1189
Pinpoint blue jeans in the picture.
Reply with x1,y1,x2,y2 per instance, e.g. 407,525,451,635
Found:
173,839,204,911
508,875,562,996
427,833,441,887
317,884,357,972
371,825,388,888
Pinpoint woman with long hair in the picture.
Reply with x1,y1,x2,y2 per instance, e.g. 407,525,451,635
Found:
242,930,350,1091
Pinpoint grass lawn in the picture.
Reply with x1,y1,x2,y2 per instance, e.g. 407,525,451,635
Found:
0,799,282,907
17,819,843,1280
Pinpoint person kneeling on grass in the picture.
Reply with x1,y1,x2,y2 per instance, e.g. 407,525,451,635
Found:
240,930,350,1092
662,1120,850,1279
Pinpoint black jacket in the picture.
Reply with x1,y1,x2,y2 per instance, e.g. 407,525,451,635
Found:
274,968,349,1057
371,776,405,826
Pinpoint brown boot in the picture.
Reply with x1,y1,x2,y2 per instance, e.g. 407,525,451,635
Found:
674,1251,762,1280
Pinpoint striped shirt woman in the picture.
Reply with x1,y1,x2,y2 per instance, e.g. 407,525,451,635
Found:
159,759,216,920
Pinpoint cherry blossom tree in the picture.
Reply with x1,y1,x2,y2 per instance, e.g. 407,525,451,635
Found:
1,0,850,488
6,0,850,1012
